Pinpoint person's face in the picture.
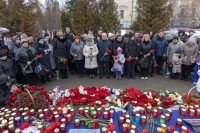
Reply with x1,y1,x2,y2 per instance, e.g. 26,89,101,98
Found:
189,32,194,36
22,42,29,48
150,32,153,35
45,36,50,40
39,39,44,44
144,36,149,42
59,35,64,40
126,29,130,34
6,38,12,43
131,36,135,40
180,33,183,36
135,33,139,38
173,39,178,44
87,41,92,45
102,34,107,40
28,36,33,41
117,36,122,42
75,38,80,44
158,32,164,38
98,31,102,35
80,34,84,38
15,38,20,44
6,82,11,87
66,28,70,33
84,34,88,40
16,32,21,35
109,36,114,40
97,36,100,41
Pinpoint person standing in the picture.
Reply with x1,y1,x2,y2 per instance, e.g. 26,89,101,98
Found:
70,36,85,77
54,32,70,79
139,34,153,80
64,27,74,43
83,38,99,79
152,31,168,75
113,35,125,56
12,28,21,42
16,39,37,85
181,36,199,81
166,36,182,76
97,33,112,79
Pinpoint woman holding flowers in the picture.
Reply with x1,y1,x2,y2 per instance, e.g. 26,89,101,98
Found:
70,36,85,77
139,34,153,79
53,32,70,79
83,38,99,79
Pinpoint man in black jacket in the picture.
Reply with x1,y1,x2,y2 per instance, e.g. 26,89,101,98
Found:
0,75,18,108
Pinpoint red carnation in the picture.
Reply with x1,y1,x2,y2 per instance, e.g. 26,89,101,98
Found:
93,121,99,129
30,90,34,94
40,97,45,101
114,56,118,60
78,50,83,53
18,88,22,93
151,49,155,54
36,104,41,109
45,102,49,106
64,59,68,64
105,48,111,53
23,93,28,98
33,96,38,100
40,54,43,58
27,98,31,102
12,97,17,101
18,99,23,103
125,57,131,62
46,70,50,74
168,125,175,133
25,103,29,107
6,100,10,105
12,105,17,108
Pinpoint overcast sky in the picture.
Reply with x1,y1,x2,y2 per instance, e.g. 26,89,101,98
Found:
40,0,66,5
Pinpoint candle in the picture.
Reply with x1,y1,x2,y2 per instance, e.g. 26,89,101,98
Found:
0,113,4,118
180,109,186,117
139,107,145,115
54,128,60,133
67,114,72,123
131,125,136,132
79,108,84,116
22,112,27,118
102,127,107,133
174,131,179,133
57,107,62,115
189,109,195,118
159,115,165,124
176,118,183,128
39,114,44,120
141,116,147,125
132,109,136,117
60,124,66,133
110,110,115,118
55,115,60,122
2,119,8,127
122,124,128,133
24,116,29,123
155,127,162,133
179,105,185,112
62,111,67,118
61,118,66,125
8,124,15,133
146,106,152,114
110,106,115,112
103,112,109,120
74,119,80,128
180,126,187,133
121,110,127,117
135,114,140,123
125,119,131,129
15,117,21,127
90,107,95,116
125,115,130,121
194,105,199,112
105,108,109,115
5,114,9,120
15,128,22,133
44,109,49,117
160,124,167,133
92,111,97,119
152,109,158,118
70,109,75,117
8,121,14,126
50,107,55,115
188,106,194,114
0,124,6,132
30,109,36,116
165,113,170,122
11,113,16,118
119,117,124,126
54,111,58,116
8,117,14,122
84,110,89,118
97,108,102,116
85,107,89,111
38,125,44,133
130,130,135,133
2,130,9,133
158,107,163,115
196,109,200,117
167,109,172,117
11,108,17,114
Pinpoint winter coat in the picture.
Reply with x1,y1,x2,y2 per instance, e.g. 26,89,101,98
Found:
48,44,56,69
111,54,125,74
182,42,199,65
125,40,138,58
113,40,125,56
192,63,200,83
83,41,99,69
64,32,74,43
53,38,70,69
139,41,153,69
172,54,182,73
11,43,21,55
166,42,182,66
97,40,112,62
35,43,52,73
70,41,84,61
152,35,168,56
0,58,17,78
15,46,37,74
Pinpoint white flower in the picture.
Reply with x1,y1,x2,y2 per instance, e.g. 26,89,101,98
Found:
105,96,111,102
166,90,169,94
64,90,70,97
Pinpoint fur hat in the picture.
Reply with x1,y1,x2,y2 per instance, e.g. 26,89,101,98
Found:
37,36,44,43
108,33,113,38
117,47,122,53
187,35,196,43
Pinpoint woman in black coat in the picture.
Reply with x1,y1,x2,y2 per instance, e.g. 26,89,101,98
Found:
139,34,153,79
35,37,52,83
53,32,70,79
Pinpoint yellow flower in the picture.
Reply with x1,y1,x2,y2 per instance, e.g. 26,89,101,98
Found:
148,103,151,106
117,99,122,107
67,105,71,107
145,104,147,106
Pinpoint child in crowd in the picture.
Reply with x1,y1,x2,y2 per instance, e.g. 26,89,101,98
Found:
192,57,200,85
170,49,182,81
112,47,125,80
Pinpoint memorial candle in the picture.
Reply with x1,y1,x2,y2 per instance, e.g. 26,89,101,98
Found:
110,106,115,112
55,115,60,122
19,108,23,116
54,128,60,133
176,118,183,128
30,109,36,116
62,111,67,118
155,127,162,133
160,124,167,133
97,108,101,116
84,110,89,118
79,108,84,116
8,124,15,133
152,109,158,118
119,117,124,126
130,125,136,132
0,124,6,132
92,111,97,119
44,109,49,117
102,127,107,133
24,116,29,123
103,112,109,120
15,128,22,133
132,109,136,117
139,107,145,115
110,110,115,118
159,115,165,124
179,105,185,113
61,118,66,125
121,110,126,117
135,114,140,123
15,117,21,127
5,114,9,120
196,109,200,117
105,108,109,115
167,109,172,117
188,106,194,114
146,106,152,114
39,114,44,120
180,109,186,117
125,119,131,129
194,105,200,112
57,107,62,115
8,121,14,126
125,115,130,121
2,120,8,127
90,107,95,116
50,107,55,115
11,108,17,114
11,113,16,119
38,109,43,115
158,107,163,115
60,124,66,133
70,109,75,117
74,119,80,128
141,116,147,125
8,117,14,123
180,126,187,133
38,125,44,133
189,109,195,118
130,130,135,133
67,114,72,123
165,113,170,122
122,124,128,133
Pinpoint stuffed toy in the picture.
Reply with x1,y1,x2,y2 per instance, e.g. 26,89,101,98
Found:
192,57,200,84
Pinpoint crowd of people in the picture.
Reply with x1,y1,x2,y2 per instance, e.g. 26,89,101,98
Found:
0,27,200,88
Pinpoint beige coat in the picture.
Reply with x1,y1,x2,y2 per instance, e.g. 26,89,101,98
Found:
182,42,199,65
83,42,99,69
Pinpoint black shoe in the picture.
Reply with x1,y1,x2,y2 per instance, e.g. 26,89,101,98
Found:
99,75,103,79
89,75,92,79
184,77,188,81
131,76,135,79
180,77,185,80
156,71,163,75
127,76,130,80
64,74,68,79
107,76,110,79
92,75,95,79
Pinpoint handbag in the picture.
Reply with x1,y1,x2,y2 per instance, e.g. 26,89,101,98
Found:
35,63,43,73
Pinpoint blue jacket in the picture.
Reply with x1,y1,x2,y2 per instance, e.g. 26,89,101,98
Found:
97,40,112,62
192,63,200,83
152,35,168,56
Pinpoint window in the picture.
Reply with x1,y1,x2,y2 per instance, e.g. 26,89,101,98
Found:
120,10,124,19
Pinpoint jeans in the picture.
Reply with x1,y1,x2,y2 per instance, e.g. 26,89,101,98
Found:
168,66,172,73
155,56,164,71
141,68,149,77
127,59,136,78
99,61,110,77
75,60,84,75
115,71,121,77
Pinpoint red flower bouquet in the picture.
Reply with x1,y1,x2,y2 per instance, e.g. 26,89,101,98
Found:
182,93,200,106
58,57,68,64
101,48,111,61
6,86,52,111
23,54,43,72
72,50,83,63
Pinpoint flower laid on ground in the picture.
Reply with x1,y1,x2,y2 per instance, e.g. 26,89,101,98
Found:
72,50,83,63
23,54,43,72
182,93,200,105
101,48,111,61
6,86,52,111
58,57,68,64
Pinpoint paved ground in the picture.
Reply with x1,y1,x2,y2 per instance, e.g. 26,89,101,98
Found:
39,72,196,95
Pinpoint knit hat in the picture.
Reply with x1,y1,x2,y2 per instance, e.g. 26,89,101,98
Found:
37,36,44,43
187,35,196,43
0,50,7,58
88,31,94,39
27,32,33,37
15,28,21,33
20,39,28,45
108,33,113,38
175,49,182,54
117,47,122,53
86,38,93,42
129,32,135,39
44,33,49,38
73,36,80,40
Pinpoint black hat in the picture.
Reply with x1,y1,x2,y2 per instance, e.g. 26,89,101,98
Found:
129,32,135,39
27,32,33,37
44,33,49,38
189,30,195,33
173,36,179,40
0,50,7,58
176,49,182,54
15,28,21,33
